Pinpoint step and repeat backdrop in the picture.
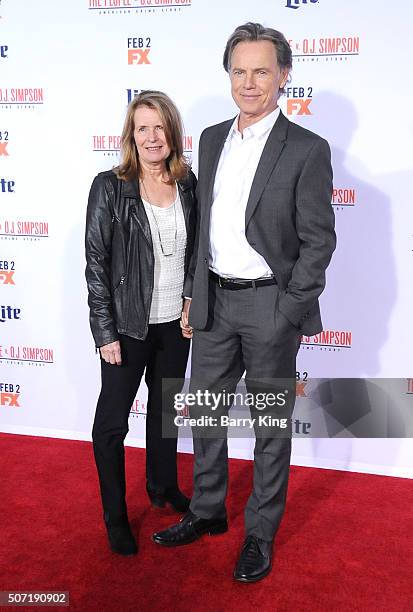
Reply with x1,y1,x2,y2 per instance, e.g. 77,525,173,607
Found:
1,0,412,477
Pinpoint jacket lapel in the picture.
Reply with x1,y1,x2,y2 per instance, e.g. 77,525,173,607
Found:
121,177,152,245
177,178,193,232
245,111,289,228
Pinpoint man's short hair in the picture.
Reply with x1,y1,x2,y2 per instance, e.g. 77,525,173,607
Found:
223,22,292,93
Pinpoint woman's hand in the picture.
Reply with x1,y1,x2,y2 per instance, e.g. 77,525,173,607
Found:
180,299,193,339
99,340,122,365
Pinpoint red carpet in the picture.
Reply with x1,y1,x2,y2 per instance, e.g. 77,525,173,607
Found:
0,433,412,612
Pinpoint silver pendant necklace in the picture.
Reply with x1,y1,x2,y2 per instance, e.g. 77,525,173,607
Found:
140,179,177,257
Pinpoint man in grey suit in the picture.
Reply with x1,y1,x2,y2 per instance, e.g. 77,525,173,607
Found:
153,22,336,582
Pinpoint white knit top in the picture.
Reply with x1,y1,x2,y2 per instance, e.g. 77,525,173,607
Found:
142,188,187,324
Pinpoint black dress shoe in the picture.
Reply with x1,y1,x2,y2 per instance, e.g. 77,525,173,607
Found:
233,535,273,582
147,486,190,513
105,520,138,556
152,511,228,546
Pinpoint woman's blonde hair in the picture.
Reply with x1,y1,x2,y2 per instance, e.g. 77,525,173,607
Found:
115,90,189,183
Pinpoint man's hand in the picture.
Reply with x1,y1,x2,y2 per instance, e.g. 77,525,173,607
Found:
180,298,193,339
100,340,122,365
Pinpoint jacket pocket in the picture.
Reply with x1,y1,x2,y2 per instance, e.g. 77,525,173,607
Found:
275,290,301,333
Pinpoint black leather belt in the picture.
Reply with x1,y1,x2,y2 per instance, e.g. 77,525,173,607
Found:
209,270,276,290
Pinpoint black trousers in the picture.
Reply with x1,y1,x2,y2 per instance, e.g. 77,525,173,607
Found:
92,318,190,524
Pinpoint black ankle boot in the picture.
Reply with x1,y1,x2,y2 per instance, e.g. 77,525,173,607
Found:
164,488,191,512
104,514,137,556
147,486,190,513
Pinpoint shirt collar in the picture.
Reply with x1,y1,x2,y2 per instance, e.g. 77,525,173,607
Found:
228,106,281,142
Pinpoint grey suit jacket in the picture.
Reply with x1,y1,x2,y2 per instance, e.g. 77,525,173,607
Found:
183,110,336,337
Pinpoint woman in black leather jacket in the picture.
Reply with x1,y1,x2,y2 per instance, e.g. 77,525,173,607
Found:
85,90,196,556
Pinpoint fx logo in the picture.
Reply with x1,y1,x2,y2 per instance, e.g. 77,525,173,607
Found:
128,49,151,65
296,382,307,397
0,271,14,285
0,392,20,407
287,99,312,115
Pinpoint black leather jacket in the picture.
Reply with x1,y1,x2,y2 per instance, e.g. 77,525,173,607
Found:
85,169,197,347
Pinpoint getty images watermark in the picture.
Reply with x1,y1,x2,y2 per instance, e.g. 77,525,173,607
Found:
173,388,291,431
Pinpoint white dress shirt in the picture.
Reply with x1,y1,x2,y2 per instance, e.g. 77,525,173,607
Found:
209,106,280,279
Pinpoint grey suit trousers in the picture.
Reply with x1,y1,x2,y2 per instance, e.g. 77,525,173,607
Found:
189,277,301,542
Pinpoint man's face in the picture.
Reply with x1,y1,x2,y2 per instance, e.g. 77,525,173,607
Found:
229,40,288,124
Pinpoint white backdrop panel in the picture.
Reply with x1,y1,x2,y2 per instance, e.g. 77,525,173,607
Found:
1,0,412,477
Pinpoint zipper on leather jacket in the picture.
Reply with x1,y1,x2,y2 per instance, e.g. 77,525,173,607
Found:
119,275,125,285
144,258,154,337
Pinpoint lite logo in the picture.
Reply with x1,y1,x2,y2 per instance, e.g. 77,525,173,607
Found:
0,384,20,407
292,418,311,434
126,88,142,104
0,178,15,192
0,130,8,156
128,37,151,65
0,260,15,285
0,305,21,322
286,0,318,8
285,87,313,116
0,45,8,58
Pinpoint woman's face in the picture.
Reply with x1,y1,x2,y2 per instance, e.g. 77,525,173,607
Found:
133,105,171,167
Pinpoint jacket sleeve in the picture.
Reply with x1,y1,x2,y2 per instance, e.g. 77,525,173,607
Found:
278,138,336,328
182,169,199,299
85,174,119,348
